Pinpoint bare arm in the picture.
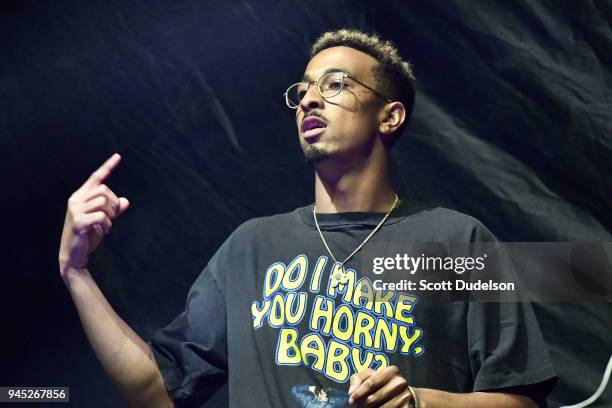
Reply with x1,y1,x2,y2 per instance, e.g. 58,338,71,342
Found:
411,388,537,408
348,366,539,408
59,154,173,407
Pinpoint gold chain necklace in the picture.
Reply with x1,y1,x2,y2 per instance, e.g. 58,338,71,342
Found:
313,194,399,287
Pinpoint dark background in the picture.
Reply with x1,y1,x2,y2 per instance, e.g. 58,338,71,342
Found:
1,0,610,407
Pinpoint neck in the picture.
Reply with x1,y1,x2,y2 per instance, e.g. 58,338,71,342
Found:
313,149,396,213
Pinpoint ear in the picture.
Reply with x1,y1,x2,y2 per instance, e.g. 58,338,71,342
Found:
378,102,406,144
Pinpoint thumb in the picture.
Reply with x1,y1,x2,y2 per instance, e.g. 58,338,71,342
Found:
348,375,358,395
348,373,362,395
348,368,374,395
117,197,130,216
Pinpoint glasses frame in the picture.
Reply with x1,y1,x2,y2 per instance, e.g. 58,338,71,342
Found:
284,72,392,109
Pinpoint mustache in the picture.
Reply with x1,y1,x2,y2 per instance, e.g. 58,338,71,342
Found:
302,111,328,123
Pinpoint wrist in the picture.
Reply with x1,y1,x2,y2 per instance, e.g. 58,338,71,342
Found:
59,263,91,284
409,386,422,408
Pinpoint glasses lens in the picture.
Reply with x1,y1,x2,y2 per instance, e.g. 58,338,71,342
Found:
285,73,345,108
286,83,308,108
319,72,344,98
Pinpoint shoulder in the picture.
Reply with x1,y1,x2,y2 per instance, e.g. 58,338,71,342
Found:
400,204,496,242
231,205,306,238
425,207,487,229
202,206,307,276
235,207,303,234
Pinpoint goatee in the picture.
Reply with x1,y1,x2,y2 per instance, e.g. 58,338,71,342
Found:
303,145,332,164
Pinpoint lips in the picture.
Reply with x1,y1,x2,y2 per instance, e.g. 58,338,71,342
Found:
301,117,327,133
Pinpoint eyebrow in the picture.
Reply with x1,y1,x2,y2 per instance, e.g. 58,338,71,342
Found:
301,67,355,82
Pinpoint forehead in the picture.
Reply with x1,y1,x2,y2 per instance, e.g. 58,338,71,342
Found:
303,46,378,81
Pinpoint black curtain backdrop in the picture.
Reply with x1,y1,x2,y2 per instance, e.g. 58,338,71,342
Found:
1,1,610,407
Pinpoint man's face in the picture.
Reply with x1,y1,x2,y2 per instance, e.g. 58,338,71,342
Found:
295,46,386,165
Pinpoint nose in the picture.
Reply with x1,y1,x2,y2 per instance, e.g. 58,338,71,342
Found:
299,83,324,112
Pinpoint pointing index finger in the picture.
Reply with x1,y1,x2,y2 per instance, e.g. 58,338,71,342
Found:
84,153,122,189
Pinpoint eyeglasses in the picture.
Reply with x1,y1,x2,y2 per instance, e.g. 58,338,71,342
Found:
284,71,392,109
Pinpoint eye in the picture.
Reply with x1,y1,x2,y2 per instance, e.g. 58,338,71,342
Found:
298,90,307,100
321,80,343,94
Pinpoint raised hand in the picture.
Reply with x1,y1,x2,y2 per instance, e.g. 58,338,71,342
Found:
59,153,130,274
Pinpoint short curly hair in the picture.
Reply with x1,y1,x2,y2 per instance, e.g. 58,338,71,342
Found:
310,29,415,144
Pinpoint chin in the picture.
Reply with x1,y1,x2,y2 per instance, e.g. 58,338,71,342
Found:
303,145,333,164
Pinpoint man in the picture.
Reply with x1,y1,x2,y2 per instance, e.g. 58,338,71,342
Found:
59,29,556,407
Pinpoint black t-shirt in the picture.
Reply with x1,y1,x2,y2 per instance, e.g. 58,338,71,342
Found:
150,201,556,407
